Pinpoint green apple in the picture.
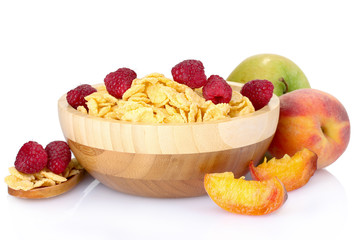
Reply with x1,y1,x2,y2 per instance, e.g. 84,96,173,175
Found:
227,54,310,96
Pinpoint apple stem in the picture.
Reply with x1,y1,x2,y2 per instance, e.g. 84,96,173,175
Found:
279,78,289,93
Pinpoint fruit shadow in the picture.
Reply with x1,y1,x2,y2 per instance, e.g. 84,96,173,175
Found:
203,169,347,239
54,169,347,239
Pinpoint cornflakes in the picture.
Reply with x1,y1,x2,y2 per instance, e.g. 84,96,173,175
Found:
203,103,231,122
5,175,34,191
79,73,256,123
8,167,35,181
5,158,83,191
77,105,87,114
185,88,205,107
165,104,178,115
146,84,167,105
41,170,67,183
229,96,255,117
164,113,185,123
33,178,56,188
188,103,198,123
121,107,157,123
122,84,146,100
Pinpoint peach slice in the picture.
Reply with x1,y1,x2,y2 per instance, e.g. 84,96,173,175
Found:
204,172,287,215
249,148,317,191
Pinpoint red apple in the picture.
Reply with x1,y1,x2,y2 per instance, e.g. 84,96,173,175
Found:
268,89,350,169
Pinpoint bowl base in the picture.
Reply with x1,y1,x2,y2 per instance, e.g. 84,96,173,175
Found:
90,172,205,198
68,136,273,198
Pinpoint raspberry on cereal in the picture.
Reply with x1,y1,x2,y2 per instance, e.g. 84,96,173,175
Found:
66,84,97,109
15,141,48,174
240,80,274,110
104,67,137,99
202,75,232,104
171,59,207,89
45,141,72,174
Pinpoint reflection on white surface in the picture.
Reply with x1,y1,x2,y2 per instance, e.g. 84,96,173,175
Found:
4,169,347,240
67,179,100,217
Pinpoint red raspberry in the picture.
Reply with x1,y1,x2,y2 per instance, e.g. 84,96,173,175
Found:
171,59,207,89
240,80,274,110
104,68,137,99
76,84,97,96
15,141,48,174
67,84,97,109
45,141,72,174
202,75,232,104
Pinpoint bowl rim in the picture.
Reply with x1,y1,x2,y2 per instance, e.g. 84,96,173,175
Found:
58,81,279,127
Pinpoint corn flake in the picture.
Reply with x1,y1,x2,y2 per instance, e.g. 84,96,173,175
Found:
196,109,202,122
5,175,34,191
185,88,205,107
203,103,231,122
188,103,198,123
165,104,178,115
229,90,244,106
77,106,87,114
230,96,255,117
164,114,185,123
68,169,81,178
41,170,67,183
146,83,168,105
33,178,56,188
8,167,35,181
180,109,188,123
121,107,157,123
122,84,146,100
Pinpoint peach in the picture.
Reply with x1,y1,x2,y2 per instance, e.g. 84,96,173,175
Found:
204,172,287,215
249,148,317,191
268,89,350,169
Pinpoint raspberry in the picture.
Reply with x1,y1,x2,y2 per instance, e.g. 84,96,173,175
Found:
240,80,274,110
45,141,72,174
15,141,48,174
171,59,207,89
67,84,97,109
76,84,97,96
104,68,137,99
202,75,232,104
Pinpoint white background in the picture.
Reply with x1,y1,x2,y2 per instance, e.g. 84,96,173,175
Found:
0,0,354,239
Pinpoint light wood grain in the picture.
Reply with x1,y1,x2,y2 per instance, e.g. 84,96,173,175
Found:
8,170,85,199
58,81,280,198
68,137,273,197
58,82,279,154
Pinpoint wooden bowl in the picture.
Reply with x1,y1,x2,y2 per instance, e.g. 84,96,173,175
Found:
58,82,279,198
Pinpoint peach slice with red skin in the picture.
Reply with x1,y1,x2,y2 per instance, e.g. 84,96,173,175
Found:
249,148,317,191
204,172,287,215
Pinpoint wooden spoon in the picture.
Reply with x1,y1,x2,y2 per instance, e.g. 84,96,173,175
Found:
8,170,86,199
